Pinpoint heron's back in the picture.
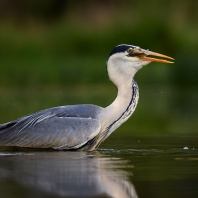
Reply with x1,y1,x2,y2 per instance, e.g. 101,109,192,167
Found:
0,104,103,150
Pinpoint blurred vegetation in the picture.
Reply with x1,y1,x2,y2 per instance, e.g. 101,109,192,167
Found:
0,0,198,134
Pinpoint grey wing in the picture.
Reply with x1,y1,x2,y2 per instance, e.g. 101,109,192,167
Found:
0,107,101,150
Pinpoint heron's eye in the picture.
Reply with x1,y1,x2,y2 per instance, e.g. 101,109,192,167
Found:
127,48,133,54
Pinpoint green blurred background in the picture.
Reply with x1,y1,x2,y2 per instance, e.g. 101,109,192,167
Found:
0,0,198,135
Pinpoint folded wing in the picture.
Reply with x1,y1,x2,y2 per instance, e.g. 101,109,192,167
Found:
0,105,102,150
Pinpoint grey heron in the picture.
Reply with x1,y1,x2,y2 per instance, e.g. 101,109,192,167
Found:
0,44,174,151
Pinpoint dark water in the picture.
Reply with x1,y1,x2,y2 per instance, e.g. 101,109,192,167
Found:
0,134,198,198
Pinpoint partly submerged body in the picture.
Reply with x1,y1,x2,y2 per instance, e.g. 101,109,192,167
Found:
0,80,139,151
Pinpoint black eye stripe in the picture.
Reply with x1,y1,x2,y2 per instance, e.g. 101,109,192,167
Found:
126,54,135,57
108,45,135,57
127,53,144,57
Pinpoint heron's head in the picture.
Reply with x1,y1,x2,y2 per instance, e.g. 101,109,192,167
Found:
107,44,174,85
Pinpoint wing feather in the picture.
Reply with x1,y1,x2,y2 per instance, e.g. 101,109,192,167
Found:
0,105,102,150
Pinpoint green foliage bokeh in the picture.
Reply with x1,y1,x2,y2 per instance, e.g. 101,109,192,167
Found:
0,0,198,134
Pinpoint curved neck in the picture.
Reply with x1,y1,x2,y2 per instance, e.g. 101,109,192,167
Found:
100,78,135,128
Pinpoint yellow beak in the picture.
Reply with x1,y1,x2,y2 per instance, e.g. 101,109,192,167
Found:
133,48,174,64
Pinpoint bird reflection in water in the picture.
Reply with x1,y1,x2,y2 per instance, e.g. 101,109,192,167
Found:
0,151,138,198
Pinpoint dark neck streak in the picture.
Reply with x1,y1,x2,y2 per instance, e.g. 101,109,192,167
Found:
77,79,139,151
97,79,139,146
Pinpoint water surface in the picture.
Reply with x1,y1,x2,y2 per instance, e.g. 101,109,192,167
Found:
0,134,198,198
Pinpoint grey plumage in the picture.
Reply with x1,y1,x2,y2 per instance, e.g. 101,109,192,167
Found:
0,105,102,150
